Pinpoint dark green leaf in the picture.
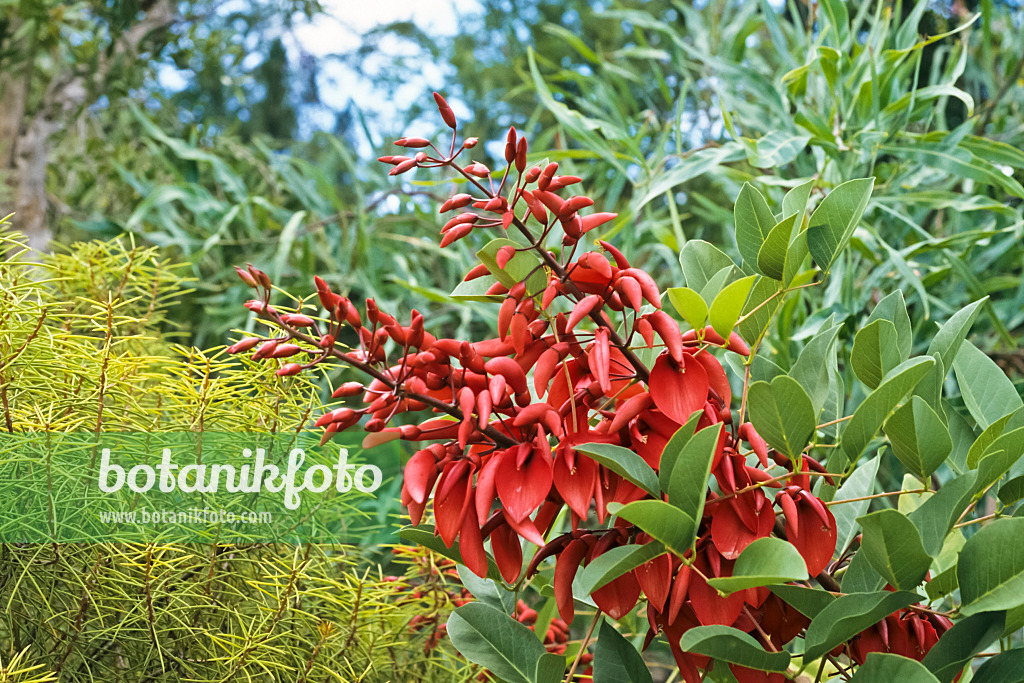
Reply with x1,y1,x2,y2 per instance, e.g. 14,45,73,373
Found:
865,291,913,362
668,424,724,527
768,584,836,618
790,323,842,416
593,620,652,683
850,653,940,683
747,376,816,459
659,414,704,493
575,443,660,497
734,183,777,271
921,611,1004,683
806,177,874,273
851,320,902,390
972,649,1024,683
756,213,797,280
576,542,666,595
908,472,977,556
958,518,1024,616
447,602,548,683
954,340,1023,430
884,396,953,479
839,357,936,463
857,509,933,590
803,591,919,660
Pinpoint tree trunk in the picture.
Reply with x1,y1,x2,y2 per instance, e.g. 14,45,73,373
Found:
0,0,177,253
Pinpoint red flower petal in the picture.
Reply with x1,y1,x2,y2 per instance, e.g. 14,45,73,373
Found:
496,445,553,523
649,352,709,424
553,450,597,519
634,550,673,613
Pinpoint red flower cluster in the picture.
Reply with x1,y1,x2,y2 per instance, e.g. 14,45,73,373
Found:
232,94,944,680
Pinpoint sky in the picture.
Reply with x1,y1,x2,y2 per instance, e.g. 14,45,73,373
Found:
287,0,481,136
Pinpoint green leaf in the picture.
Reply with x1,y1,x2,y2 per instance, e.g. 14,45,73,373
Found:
790,323,842,416
679,240,736,293
925,565,959,601
954,340,1023,429
830,455,881,554
609,500,695,557
574,443,660,497
972,649,1024,683
679,625,790,672
700,266,738,307
806,177,875,273
921,612,1004,683
749,131,811,168
459,566,516,614
734,183,777,271
958,518,1024,616
852,320,902,389
576,542,666,595
593,620,652,683
706,537,809,594
768,584,836,619
839,357,936,463
668,424,725,527
865,291,913,363
747,376,816,459
667,287,709,332
840,551,887,594
709,275,757,338
803,591,919,660
756,213,798,280
451,276,504,302
737,276,785,345
850,653,940,683
819,0,849,45
907,472,977,557
974,426,1024,495
926,298,987,381
478,238,547,296
659,414,704,494
535,653,567,683
857,509,933,590
884,396,953,479
782,179,815,229
447,602,548,683
968,409,1024,469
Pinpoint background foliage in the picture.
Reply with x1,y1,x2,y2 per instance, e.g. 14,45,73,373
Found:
2,0,1024,680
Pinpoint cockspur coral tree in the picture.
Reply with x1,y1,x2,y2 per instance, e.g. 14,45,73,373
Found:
235,94,1024,682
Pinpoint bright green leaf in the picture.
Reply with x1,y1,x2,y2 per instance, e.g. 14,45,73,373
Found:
679,625,790,672
709,274,757,338
706,537,809,594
